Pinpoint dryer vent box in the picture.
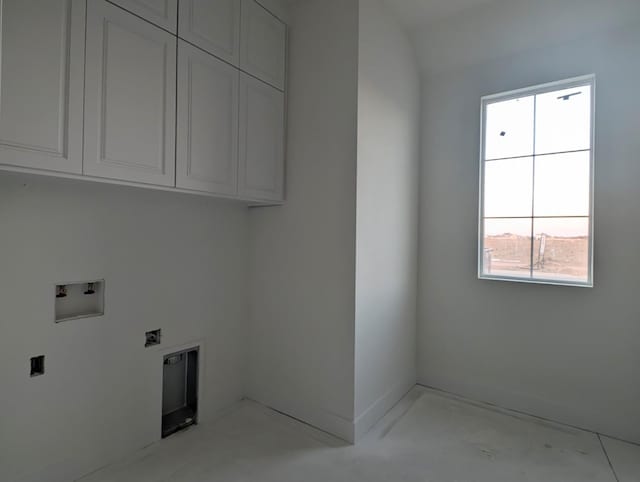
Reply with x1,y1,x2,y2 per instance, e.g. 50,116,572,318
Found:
162,347,199,438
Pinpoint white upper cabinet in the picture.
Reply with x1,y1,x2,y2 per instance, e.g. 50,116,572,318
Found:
177,41,239,195
0,0,286,203
178,0,241,66
240,0,286,91
0,0,85,174
108,0,178,33
84,0,176,187
238,73,285,202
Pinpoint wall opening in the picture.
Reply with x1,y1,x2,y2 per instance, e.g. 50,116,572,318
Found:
162,347,199,438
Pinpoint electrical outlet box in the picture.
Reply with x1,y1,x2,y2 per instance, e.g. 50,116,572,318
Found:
145,329,162,347
30,356,45,377
55,280,105,323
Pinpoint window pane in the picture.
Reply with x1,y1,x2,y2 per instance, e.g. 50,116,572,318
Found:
535,85,591,155
485,96,534,160
483,219,532,278
484,157,533,217
532,218,590,283
534,151,591,217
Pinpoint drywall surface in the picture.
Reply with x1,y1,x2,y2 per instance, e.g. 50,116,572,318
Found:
247,0,359,441
354,0,420,440
0,174,249,481
418,5,640,443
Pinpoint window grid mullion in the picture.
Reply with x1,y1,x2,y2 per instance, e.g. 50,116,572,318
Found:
485,216,590,220
530,95,537,278
484,148,590,163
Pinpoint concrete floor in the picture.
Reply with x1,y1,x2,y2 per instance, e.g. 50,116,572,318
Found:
80,387,640,482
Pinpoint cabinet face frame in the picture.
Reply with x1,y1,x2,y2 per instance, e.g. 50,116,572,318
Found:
107,0,178,33
178,0,241,66
240,0,286,91
176,40,239,195
83,0,177,187
0,0,86,174
238,72,285,202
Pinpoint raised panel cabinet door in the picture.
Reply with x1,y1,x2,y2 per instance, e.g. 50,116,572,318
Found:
240,0,286,91
178,0,240,66
238,73,285,202
108,0,177,33
0,0,85,174
176,41,239,195
84,0,176,187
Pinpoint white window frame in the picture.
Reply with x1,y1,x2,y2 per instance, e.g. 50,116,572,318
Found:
478,75,596,287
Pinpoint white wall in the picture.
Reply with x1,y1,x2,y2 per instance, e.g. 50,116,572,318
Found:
354,0,420,440
0,174,249,481
246,0,359,442
418,1,640,443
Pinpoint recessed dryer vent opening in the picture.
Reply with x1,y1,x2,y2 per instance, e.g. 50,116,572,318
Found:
162,347,198,438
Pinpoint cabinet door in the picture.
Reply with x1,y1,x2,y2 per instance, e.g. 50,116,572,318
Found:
240,0,286,91
84,0,176,187
176,41,239,195
0,0,85,174
108,0,177,33
238,73,285,202
178,0,240,66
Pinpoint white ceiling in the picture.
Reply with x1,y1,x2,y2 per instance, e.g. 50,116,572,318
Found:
287,0,640,77
382,0,640,77
379,0,497,31
288,0,499,29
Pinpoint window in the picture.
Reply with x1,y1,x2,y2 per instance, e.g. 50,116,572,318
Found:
479,75,595,287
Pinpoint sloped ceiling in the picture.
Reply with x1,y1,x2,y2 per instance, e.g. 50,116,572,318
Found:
379,0,496,32
381,0,640,77
287,0,640,77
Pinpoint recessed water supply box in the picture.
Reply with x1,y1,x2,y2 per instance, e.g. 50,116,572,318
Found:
54,280,105,322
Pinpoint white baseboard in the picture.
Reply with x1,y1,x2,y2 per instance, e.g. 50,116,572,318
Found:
353,378,416,442
247,379,418,444
246,394,356,443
